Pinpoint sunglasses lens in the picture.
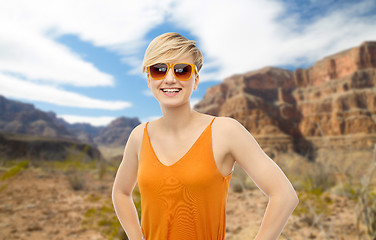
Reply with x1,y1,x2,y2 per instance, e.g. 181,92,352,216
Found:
174,64,192,80
149,63,168,79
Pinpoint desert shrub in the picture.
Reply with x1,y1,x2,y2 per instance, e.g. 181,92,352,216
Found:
57,158,89,191
355,144,376,239
229,163,248,193
294,191,332,222
0,160,29,181
48,145,102,191
83,199,128,240
357,188,376,239
292,160,335,236
301,161,336,195
82,186,142,240
230,179,244,193
96,160,107,180
0,160,29,192
334,144,376,239
65,169,86,191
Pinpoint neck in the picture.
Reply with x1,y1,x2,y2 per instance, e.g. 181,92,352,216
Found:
159,101,198,134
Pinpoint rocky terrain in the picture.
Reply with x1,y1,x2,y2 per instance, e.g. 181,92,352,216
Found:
194,42,376,156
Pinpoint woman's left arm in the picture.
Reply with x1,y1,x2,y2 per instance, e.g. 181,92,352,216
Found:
225,117,299,240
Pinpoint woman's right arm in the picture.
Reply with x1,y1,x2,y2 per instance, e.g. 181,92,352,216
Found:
112,124,145,240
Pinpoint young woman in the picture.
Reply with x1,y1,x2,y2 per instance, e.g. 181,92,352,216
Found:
112,32,298,240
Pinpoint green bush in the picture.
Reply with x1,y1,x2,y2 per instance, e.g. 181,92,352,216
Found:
1,160,29,181
0,160,29,192
83,199,128,240
65,169,86,191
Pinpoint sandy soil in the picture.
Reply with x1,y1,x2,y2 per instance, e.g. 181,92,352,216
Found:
0,166,368,240
0,169,108,240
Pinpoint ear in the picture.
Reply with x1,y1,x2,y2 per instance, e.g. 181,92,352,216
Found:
147,74,151,89
193,73,199,90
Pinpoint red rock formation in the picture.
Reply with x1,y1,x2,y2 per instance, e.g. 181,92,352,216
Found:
293,42,376,138
293,42,376,87
194,42,376,154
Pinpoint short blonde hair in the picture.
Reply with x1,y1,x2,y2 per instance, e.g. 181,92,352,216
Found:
142,32,203,74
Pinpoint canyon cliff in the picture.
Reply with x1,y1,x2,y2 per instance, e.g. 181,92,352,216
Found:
194,42,376,157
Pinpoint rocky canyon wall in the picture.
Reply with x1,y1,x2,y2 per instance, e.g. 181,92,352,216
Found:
194,42,376,156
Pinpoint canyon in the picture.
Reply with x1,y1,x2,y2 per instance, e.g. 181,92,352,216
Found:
194,42,376,158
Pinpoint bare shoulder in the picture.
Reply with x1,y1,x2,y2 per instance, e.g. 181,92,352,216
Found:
212,116,252,153
129,122,147,142
124,122,147,155
213,116,248,134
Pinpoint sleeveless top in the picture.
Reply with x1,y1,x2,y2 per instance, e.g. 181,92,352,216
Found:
137,117,233,240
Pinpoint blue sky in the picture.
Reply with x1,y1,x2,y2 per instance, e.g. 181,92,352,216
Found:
1,0,376,126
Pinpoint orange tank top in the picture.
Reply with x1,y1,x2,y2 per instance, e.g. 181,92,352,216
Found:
137,117,233,240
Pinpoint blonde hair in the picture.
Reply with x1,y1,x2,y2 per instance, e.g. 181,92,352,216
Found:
142,32,203,74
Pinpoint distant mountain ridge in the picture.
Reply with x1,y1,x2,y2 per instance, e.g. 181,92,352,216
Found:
0,96,140,146
0,96,75,140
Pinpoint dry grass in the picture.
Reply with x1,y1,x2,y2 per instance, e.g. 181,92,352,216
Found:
1,138,375,239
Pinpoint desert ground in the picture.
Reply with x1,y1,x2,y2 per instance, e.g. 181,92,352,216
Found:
0,146,375,240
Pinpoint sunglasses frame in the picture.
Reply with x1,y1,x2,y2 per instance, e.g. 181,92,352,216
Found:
147,62,197,81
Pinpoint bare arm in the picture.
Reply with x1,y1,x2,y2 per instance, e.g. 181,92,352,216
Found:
112,124,145,240
225,118,299,240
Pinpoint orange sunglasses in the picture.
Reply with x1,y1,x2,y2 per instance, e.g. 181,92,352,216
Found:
147,63,197,81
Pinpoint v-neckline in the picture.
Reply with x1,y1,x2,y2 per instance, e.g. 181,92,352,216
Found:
145,119,214,167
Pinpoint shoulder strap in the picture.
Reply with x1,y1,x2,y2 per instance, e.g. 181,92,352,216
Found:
209,117,216,126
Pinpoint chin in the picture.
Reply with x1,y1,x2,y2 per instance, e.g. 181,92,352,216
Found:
159,100,191,109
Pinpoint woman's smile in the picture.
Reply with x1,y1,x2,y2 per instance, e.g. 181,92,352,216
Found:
160,87,182,96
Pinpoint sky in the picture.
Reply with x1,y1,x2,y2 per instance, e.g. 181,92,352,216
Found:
1,0,376,126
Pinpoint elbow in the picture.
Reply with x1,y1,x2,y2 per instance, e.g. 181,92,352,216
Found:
284,182,299,209
270,187,299,210
291,191,299,208
112,185,124,205
280,191,299,213
112,186,132,202
287,188,299,210
285,185,299,206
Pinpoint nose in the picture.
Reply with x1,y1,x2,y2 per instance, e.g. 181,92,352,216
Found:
164,68,177,83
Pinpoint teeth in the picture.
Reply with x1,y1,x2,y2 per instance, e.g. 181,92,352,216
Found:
162,88,180,92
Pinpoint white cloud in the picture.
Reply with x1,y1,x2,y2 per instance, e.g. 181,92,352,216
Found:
0,0,375,117
122,56,145,76
0,23,114,87
59,115,116,126
169,0,376,81
0,0,174,47
1,0,375,87
0,73,131,110
0,0,174,109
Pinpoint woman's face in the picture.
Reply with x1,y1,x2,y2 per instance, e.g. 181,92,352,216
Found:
147,55,199,108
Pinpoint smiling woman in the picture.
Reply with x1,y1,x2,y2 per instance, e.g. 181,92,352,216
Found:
112,32,298,240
